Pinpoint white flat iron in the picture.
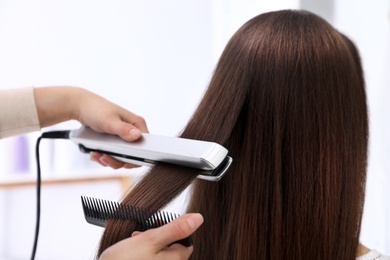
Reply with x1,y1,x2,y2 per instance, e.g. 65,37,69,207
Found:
69,127,232,181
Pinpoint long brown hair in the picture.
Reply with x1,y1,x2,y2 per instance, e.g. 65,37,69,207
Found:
98,10,368,260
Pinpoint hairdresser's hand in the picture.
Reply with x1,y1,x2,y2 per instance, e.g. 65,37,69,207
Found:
34,86,148,169
98,213,204,260
74,88,149,169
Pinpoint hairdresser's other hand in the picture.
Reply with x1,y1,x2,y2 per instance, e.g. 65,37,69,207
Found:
98,213,204,260
34,86,148,169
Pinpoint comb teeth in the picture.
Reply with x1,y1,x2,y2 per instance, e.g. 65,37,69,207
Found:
81,196,179,230
80,196,192,246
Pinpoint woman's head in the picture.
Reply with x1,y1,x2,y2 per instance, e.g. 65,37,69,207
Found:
98,10,368,260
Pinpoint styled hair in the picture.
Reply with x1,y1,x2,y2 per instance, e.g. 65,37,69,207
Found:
98,10,368,260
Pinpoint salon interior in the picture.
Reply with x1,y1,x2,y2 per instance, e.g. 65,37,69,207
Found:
0,0,389,259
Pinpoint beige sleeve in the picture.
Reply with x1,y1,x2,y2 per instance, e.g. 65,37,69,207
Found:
0,87,41,138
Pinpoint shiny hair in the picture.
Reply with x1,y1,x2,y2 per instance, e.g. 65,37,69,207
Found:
98,10,368,260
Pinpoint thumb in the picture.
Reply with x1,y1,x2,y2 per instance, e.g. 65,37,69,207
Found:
150,213,204,249
110,121,143,142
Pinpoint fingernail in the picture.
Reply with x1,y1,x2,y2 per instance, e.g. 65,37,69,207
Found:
186,213,204,230
128,129,141,139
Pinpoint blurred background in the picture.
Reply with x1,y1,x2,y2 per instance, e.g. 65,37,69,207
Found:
0,0,388,259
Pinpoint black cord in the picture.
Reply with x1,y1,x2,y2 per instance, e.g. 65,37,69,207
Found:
31,136,42,260
31,130,70,260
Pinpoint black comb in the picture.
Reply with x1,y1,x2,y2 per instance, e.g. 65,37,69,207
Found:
80,196,192,247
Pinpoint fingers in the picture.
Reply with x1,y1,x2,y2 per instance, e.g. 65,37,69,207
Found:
98,214,203,260
90,153,139,169
109,115,149,142
90,152,107,167
148,213,204,249
161,242,194,260
121,113,149,133
109,121,143,142
108,112,148,142
92,110,148,142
